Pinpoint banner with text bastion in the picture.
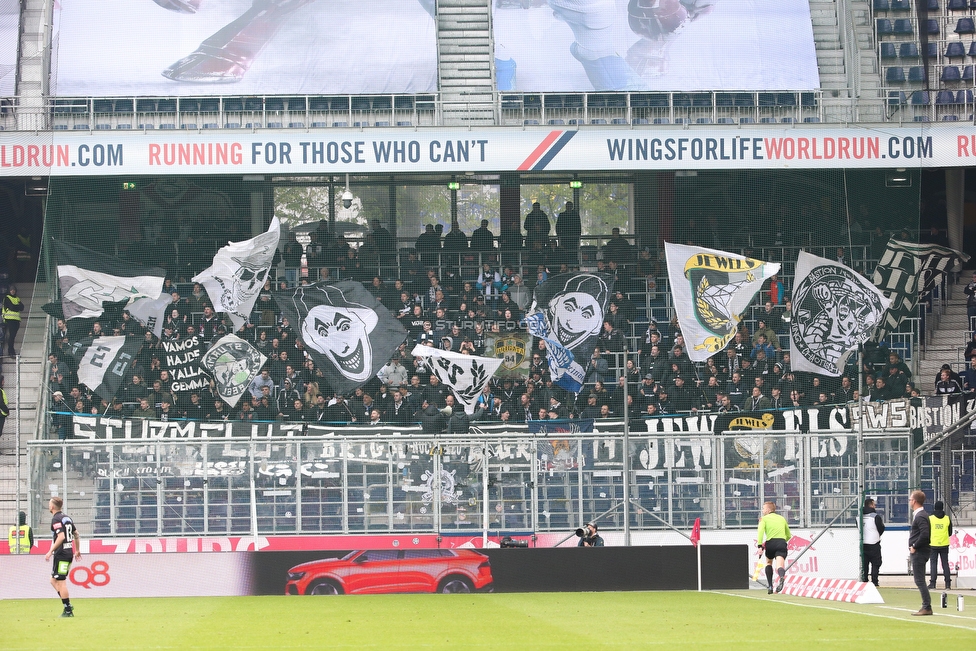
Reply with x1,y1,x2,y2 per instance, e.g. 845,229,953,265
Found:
0,126,962,176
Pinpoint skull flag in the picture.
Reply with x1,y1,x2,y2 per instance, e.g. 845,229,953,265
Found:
525,272,614,392
193,217,281,332
274,281,408,395
410,345,503,414
665,242,781,362
789,251,891,376
54,240,168,331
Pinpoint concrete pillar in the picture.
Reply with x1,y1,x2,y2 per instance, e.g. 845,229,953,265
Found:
945,168,965,256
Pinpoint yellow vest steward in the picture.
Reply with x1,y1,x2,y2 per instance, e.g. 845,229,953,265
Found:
2,295,21,321
7,525,31,553
929,514,951,547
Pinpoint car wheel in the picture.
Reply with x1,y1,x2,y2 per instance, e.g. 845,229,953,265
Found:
307,580,342,596
438,576,473,594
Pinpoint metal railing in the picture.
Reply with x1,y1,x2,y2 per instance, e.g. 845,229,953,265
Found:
25,428,912,540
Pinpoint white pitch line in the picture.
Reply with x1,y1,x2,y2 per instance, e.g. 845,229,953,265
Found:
876,605,976,621
714,591,976,632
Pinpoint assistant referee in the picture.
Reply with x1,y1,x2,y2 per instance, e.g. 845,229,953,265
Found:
757,501,791,594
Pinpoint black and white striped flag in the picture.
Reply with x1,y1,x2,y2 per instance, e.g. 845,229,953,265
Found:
69,336,144,403
872,239,970,341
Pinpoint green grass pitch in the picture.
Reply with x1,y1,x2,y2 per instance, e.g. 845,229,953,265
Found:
2,589,974,650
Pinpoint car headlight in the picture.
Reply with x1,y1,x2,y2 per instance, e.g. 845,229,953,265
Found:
287,571,306,581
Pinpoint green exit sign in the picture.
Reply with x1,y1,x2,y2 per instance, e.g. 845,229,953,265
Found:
122,182,137,190
447,181,460,190
569,180,582,189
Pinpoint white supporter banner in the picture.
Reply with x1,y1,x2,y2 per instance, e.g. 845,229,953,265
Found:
780,576,884,604
0,126,974,176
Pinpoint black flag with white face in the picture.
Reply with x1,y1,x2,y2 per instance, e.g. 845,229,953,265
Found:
68,336,144,403
274,281,408,396
872,239,970,341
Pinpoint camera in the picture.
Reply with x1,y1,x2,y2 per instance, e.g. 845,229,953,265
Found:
575,527,589,538
340,189,354,209
500,536,529,548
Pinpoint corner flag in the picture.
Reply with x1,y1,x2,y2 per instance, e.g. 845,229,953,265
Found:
691,517,701,547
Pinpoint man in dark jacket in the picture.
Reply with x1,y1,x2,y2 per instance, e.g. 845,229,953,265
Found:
908,490,932,615
444,395,470,434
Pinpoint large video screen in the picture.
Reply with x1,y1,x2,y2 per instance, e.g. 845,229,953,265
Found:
0,0,18,96
51,0,437,97
492,0,820,92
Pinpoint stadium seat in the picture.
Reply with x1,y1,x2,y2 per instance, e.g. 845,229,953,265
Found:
695,117,712,124
632,118,649,125
927,42,939,57
523,119,540,125
396,120,413,127
943,114,960,120
139,124,155,130
891,0,911,9
310,121,327,128
888,90,908,105
956,89,974,103
674,117,690,124
965,65,975,80
590,118,608,124
881,42,898,59
548,119,565,125
950,0,968,8
115,124,131,130
224,122,241,129
910,90,930,104
716,117,735,124
266,121,283,128
936,89,957,104
180,123,198,130
759,117,777,123
780,117,795,123
244,122,261,129
958,18,976,34
288,122,305,128
876,19,894,35
928,0,939,9
53,124,67,130
899,42,920,58
95,124,111,130
374,121,391,126
893,18,913,35
610,118,628,124
913,115,931,121
943,65,962,81
332,121,348,127
802,117,821,123
909,66,927,82
739,117,756,124
203,123,219,129
927,19,940,34
652,117,670,124
886,66,907,83
946,41,966,58
969,41,976,57
874,0,890,9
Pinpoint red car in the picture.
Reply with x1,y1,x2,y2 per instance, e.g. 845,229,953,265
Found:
285,549,493,595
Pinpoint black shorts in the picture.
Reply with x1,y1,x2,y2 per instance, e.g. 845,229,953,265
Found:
764,539,788,560
52,555,73,581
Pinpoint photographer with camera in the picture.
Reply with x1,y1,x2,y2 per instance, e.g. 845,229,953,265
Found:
576,522,604,547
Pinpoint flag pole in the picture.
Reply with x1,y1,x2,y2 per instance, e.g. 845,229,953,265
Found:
622,344,631,547
697,538,702,592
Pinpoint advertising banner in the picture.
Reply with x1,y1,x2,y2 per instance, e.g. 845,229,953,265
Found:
51,0,437,97
0,127,965,177
492,0,819,93
0,0,19,96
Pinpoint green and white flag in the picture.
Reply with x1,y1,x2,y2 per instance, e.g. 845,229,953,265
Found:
665,242,780,362
202,334,268,408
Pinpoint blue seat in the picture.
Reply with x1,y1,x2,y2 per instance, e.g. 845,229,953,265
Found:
332,121,348,127
910,90,930,104
877,19,894,35
224,122,241,129
968,42,976,57
958,18,976,34
95,123,111,130
943,65,962,81
202,122,219,129
780,117,795,123
927,42,939,57
802,117,821,123
759,117,777,123
947,41,966,58
523,119,540,125
739,117,755,124
886,66,907,83
374,120,391,126
881,42,898,59
943,114,961,120
396,120,413,126
913,115,931,121
965,65,975,80
652,117,670,124
632,117,649,124
266,121,283,128
874,0,891,9
956,89,974,103
893,18,914,35
909,66,927,82
695,117,712,124
674,117,690,124
590,118,608,124
888,90,908,105
891,0,911,8
310,121,327,128
899,42,920,58
936,89,957,104
928,0,939,9
288,122,305,128
950,0,968,8
927,19,940,35
610,117,628,124
717,117,736,124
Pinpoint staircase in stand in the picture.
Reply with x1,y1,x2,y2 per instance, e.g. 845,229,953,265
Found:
437,0,497,125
